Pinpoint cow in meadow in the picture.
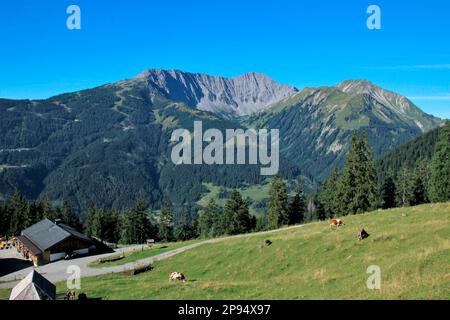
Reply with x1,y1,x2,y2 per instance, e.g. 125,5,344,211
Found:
169,272,186,281
329,218,344,229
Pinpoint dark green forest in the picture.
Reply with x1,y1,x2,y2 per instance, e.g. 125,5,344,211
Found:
2,121,447,245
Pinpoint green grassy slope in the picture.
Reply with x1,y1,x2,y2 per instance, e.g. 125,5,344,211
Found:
88,240,200,268
1,203,448,300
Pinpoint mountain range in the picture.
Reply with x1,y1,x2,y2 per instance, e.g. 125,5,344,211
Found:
0,69,443,215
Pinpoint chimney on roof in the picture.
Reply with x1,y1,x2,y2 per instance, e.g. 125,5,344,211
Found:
54,219,62,225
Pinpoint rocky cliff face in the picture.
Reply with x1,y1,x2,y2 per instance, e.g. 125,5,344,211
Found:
136,69,298,118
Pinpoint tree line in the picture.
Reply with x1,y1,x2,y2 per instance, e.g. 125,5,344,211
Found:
0,193,81,237
1,122,448,243
317,122,449,219
196,179,307,237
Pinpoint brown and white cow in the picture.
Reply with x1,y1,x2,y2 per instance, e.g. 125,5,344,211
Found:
329,218,344,229
169,272,186,281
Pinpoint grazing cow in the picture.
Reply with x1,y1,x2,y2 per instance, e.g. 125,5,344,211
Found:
358,229,370,240
329,218,344,229
169,272,186,281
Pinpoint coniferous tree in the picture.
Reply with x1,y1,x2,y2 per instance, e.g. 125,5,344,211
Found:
174,205,195,241
411,160,430,206
37,196,54,220
288,183,306,225
0,202,10,236
320,168,343,217
27,201,39,225
429,121,450,202
158,197,174,242
121,208,136,244
133,197,151,244
395,165,414,207
83,203,98,237
121,197,152,244
341,133,359,214
8,189,29,234
254,214,269,232
96,209,121,243
381,173,396,209
60,200,81,230
197,199,221,238
307,192,326,221
268,176,289,229
223,190,252,235
340,131,377,214
353,131,378,212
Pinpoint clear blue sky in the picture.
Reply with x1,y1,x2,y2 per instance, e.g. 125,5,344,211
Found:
0,0,449,118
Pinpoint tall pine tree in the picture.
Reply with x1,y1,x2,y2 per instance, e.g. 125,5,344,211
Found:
411,160,430,205
158,197,174,242
429,121,450,202
320,168,343,217
395,165,414,207
8,189,29,235
174,205,195,241
223,190,252,235
340,131,378,214
288,182,306,225
268,176,289,229
381,172,396,209
197,199,221,238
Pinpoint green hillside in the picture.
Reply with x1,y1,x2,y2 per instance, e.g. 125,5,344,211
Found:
244,83,443,182
2,202,447,300
376,122,446,181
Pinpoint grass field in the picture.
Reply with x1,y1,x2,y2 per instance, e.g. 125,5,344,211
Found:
198,182,283,216
1,203,449,300
88,240,200,268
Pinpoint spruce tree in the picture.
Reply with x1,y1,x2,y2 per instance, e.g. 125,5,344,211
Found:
340,131,377,214
60,200,81,230
288,183,306,225
429,121,450,202
91,209,121,243
395,165,413,207
0,202,10,236
381,173,396,209
223,190,252,235
132,197,151,244
174,205,195,241
308,192,326,221
341,132,359,214
268,176,289,229
27,201,39,225
158,197,174,242
411,160,430,205
40,196,53,219
320,168,342,217
83,203,98,237
8,189,29,234
197,199,220,238
353,131,378,213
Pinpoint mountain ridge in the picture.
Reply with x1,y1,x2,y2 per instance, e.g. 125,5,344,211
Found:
135,69,299,118
0,69,444,214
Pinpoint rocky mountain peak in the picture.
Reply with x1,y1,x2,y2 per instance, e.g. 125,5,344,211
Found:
136,69,298,117
337,80,379,95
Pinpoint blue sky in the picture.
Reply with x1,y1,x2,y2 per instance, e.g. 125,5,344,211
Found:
0,0,449,118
